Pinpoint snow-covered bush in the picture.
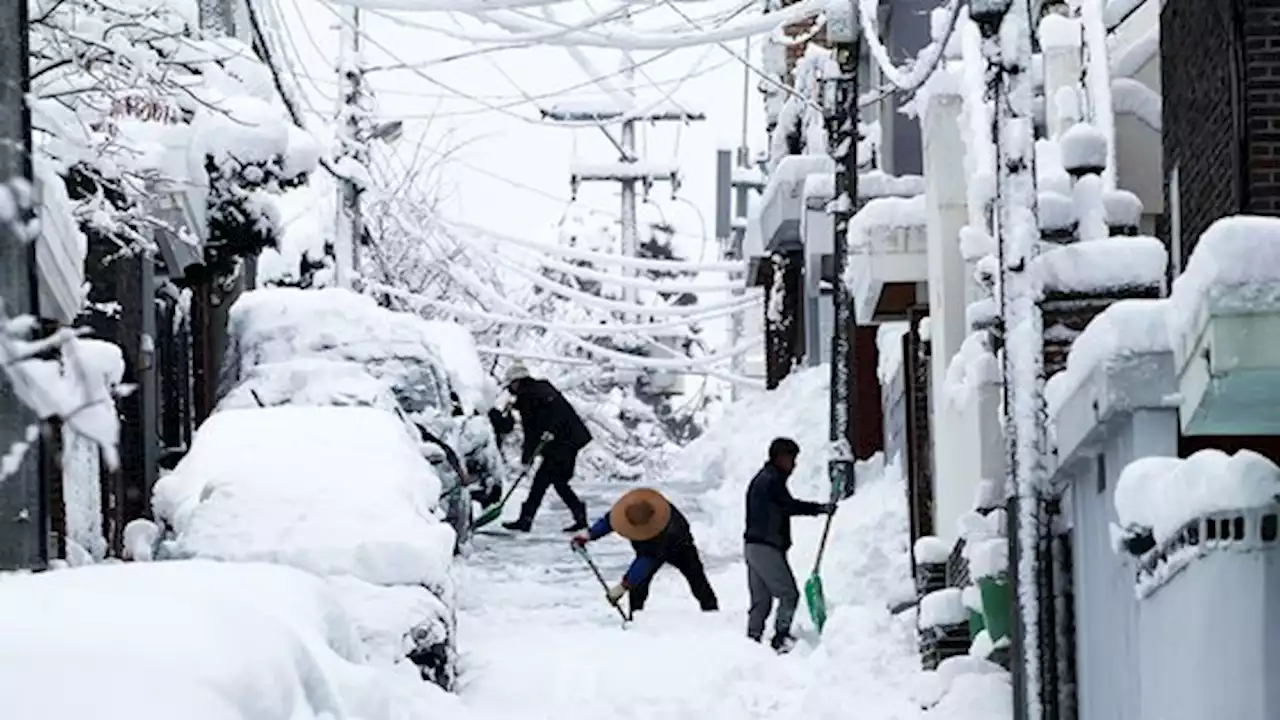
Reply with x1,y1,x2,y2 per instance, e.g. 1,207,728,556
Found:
29,0,318,274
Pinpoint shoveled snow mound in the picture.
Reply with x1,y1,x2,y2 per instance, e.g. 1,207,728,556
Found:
0,560,463,720
658,364,1008,719
153,405,455,591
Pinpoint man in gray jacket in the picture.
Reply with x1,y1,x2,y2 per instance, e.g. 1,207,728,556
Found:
743,437,834,652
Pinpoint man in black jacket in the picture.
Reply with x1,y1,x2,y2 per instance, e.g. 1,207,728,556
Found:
488,363,592,532
743,437,834,652
571,487,718,613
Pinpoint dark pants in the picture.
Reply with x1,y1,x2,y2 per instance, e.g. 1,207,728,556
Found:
629,542,719,612
518,450,586,523
744,542,798,640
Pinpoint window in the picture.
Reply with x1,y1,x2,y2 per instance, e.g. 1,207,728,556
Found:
1096,453,1106,494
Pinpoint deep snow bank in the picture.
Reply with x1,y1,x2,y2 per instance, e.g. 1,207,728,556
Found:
0,561,464,720
668,365,1011,719
675,367,914,611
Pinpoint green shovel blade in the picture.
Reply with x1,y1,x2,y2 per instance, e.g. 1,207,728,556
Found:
472,501,505,530
805,573,828,632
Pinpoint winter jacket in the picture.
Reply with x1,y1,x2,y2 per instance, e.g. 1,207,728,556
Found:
743,462,825,551
587,504,694,586
488,378,592,464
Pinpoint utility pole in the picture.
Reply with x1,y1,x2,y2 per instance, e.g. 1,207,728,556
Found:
541,87,704,319
974,0,1045,718
0,0,45,570
334,5,366,289
824,2,860,489
618,13,638,311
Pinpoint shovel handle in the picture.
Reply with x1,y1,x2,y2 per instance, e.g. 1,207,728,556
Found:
573,546,632,623
810,476,844,574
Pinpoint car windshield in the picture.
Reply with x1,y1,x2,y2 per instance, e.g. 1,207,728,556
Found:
364,358,447,414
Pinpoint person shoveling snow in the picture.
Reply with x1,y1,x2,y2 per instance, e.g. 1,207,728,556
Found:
488,363,592,533
571,488,719,616
743,438,836,653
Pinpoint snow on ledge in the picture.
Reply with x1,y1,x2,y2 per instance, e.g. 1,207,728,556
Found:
1044,298,1171,416
913,535,951,565
1114,449,1280,548
1035,236,1166,295
1167,215,1280,365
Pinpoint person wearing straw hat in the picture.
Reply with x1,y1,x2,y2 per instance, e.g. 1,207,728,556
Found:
571,488,719,614
743,437,836,653
488,362,593,532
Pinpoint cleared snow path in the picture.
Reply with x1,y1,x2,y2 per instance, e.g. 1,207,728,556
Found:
452,475,929,720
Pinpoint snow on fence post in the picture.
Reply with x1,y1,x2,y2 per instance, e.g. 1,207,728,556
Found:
976,0,1047,716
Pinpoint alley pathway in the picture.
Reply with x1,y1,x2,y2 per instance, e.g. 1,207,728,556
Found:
449,475,927,720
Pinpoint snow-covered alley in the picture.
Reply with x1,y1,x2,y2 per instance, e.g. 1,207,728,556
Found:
448,370,1008,720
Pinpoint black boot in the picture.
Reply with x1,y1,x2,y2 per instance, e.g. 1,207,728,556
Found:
562,504,588,533
502,517,532,532
770,632,796,654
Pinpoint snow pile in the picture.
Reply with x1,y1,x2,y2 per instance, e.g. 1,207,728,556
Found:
1114,448,1280,548
1034,236,1166,294
1059,122,1108,174
846,195,929,250
1044,298,1171,415
0,560,460,720
914,535,952,564
919,587,967,628
153,405,455,590
675,366,915,608
1166,215,1280,362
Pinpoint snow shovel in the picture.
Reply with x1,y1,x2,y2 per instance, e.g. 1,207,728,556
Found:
573,545,632,626
472,433,552,530
804,469,847,633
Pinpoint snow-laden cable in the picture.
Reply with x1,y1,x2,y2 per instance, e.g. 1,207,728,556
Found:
657,0,824,116
442,216,746,272
857,0,964,93
435,253,766,384
382,0,827,49
526,250,748,293
469,241,755,318
369,281,759,334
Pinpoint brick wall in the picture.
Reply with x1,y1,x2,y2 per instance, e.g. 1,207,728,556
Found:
1243,1,1280,215
1164,0,1280,266
1162,0,1240,265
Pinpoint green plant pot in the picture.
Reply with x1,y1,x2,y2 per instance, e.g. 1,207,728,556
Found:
977,576,1011,642
968,608,985,638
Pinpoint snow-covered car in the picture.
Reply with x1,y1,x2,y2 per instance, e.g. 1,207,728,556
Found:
0,560,458,719
213,357,475,549
150,405,459,689
219,288,509,544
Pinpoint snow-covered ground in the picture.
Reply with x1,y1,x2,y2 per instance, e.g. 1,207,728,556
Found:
449,366,1011,720
2,367,1006,720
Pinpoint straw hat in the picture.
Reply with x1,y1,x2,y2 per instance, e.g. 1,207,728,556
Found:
609,488,672,542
